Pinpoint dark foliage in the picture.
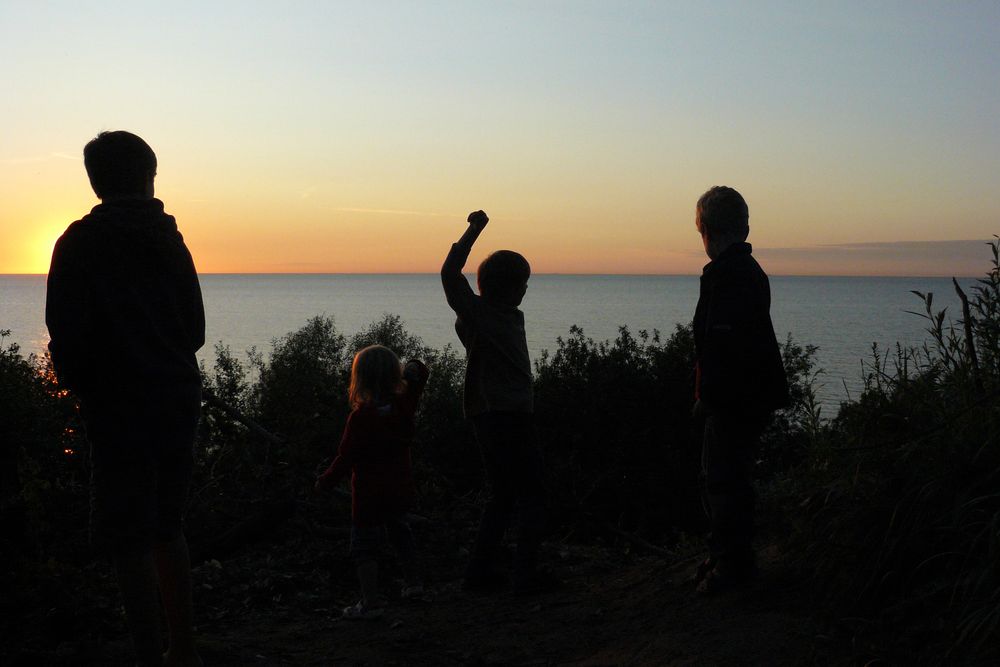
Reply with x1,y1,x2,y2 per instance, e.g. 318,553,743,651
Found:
15,244,1000,662
785,238,1000,664
533,323,817,543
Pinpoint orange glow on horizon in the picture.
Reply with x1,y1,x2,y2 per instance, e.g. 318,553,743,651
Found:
22,216,75,275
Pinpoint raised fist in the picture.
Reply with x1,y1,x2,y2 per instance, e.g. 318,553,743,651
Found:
467,210,489,230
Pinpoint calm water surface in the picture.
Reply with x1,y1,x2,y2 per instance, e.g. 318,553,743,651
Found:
1,274,977,412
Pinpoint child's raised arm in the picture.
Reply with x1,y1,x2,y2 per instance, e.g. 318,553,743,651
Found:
441,210,489,314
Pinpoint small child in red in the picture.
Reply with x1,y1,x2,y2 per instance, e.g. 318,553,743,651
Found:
315,345,429,619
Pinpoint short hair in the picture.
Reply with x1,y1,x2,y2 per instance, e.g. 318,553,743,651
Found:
477,250,531,305
83,131,157,199
348,344,403,409
696,186,749,240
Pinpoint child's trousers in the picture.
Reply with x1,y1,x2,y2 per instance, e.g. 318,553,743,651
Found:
701,411,767,569
469,411,547,578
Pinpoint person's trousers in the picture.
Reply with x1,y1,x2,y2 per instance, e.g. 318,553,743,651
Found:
469,411,547,578
701,412,766,568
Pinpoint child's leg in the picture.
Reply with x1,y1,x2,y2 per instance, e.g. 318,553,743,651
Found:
152,418,201,666
350,524,383,607
356,560,379,606
154,533,201,667
510,418,547,580
112,546,165,667
385,516,420,586
701,413,763,572
469,414,517,579
87,408,165,666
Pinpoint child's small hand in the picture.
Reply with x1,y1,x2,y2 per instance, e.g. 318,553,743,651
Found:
467,210,489,231
403,359,427,383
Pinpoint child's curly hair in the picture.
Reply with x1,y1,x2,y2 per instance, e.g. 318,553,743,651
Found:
348,344,403,409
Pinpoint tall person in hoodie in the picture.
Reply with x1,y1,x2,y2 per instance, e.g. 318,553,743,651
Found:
46,131,205,667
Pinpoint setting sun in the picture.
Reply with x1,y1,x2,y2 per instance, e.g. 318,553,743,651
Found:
1,4,997,277
26,216,76,275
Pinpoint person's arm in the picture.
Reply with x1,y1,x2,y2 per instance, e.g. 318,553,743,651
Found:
45,234,92,393
698,270,757,409
400,359,430,412
315,412,361,492
179,239,206,353
441,210,489,317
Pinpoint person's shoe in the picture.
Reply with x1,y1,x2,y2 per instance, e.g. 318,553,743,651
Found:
462,570,509,593
695,561,758,596
401,584,426,601
690,557,716,584
513,568,562,596
341,600,385,620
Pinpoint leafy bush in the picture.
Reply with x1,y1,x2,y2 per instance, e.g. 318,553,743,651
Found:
0,333,87,559
534,323,819,542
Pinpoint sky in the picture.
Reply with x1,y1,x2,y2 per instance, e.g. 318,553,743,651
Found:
1,1,998,276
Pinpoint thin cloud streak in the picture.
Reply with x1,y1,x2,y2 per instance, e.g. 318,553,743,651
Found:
335,207,458,218
1,152,81,165
754,239,992,276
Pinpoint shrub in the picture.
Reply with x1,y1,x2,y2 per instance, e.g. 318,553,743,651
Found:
534,323,818,542
0,333,87,559
787,239,1000,664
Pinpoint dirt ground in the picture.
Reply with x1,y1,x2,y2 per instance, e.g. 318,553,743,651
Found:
9,504,853,666
196,550,841,666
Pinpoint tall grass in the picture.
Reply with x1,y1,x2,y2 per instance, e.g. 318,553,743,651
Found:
788,238,1000,663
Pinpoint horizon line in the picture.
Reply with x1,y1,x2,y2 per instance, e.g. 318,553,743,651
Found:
0,271,982,279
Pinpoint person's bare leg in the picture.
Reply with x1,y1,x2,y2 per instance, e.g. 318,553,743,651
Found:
357,560,379,608
113,548,165,667
153,532,202,667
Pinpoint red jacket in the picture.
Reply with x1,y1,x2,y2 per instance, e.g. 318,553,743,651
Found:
317,362,428,526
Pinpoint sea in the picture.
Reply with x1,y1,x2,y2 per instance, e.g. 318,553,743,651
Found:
1,274,979,414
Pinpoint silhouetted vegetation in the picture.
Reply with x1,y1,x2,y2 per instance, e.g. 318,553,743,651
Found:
784,239,1000,664
3,243,998,663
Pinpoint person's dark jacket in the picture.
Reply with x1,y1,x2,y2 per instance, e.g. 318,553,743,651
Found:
45,198,205,401
441,243,533,417
693,242,788,415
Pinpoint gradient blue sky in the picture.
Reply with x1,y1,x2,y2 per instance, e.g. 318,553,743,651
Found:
1,1,998,274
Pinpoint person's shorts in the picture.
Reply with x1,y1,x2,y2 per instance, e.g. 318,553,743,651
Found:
349,515,415,564
81,391,200,554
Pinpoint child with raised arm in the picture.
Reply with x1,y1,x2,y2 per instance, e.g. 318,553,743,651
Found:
314,345,429,619
441,210,556,595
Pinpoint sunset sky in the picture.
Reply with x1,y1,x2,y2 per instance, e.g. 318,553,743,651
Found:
1,2,998,275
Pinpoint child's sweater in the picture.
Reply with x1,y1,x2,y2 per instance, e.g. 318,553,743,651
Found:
317,362,429,526
441,243,533,417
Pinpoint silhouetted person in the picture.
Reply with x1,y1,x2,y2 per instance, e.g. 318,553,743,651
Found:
315,346,429,619
690,186,788,595
441,210,556,595
45,131,205,666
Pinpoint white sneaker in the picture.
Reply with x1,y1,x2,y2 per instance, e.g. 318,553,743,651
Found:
342,600,384,620
401,584,425,601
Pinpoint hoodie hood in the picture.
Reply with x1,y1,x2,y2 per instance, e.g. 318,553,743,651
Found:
61,197,186,255
79,198,178,233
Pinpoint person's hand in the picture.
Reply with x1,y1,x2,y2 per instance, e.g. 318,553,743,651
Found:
314,478,327,494
467,210,489,231
403,359,425,383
